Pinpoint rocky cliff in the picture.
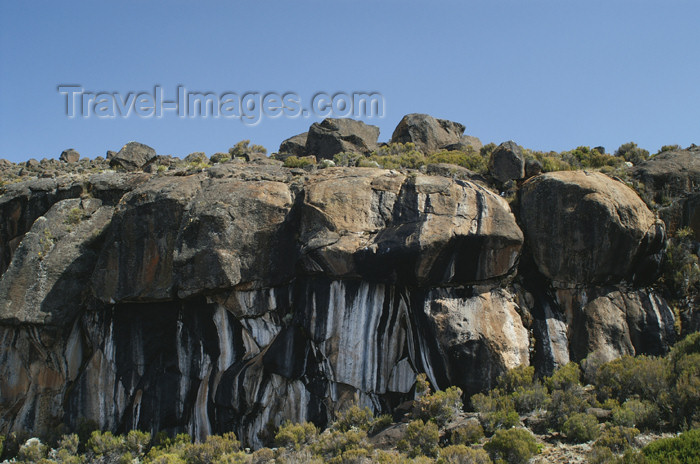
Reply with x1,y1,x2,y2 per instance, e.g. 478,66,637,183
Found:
0,130,688,448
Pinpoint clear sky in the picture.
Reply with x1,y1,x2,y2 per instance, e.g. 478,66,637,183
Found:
0,0,698,162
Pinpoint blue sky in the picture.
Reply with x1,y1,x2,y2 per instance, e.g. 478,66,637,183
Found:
1,1,698,162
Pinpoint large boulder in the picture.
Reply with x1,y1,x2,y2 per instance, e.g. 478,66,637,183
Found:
0,198,113,325
390,113,465,153
558,287,676,364
278,132,308,156
519,171,665,285
444,135,483,153
300,168,523,285
59,149,80,163
632,147,700,202
422,287,530,394
305,119,379,160
488,141,525,183
109,142,156,172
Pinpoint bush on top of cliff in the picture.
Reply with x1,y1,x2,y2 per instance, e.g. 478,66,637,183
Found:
228,140,267,158
331,142,490,173
615,142,650,165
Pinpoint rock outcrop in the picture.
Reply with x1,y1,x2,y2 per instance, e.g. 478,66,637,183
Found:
0,129,682,448
278,132,309,156
519,171,664,285
305,119,379,159
390,114,465,153
109,142,157,171
59,149,80,163
489,141,525,184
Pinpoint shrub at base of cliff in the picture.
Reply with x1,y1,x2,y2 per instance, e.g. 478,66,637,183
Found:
397,419,440,458
543,363,595,431
562,412,601,443
483,428,540,464
642,428,700,463
450,421,485,446
412,374,464,427
274,421,318,451
438,444,493,464
594,425,640,453
660,227,700,334
471,391,520,435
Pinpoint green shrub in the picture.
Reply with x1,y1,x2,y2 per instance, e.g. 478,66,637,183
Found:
540,156,571,172
333,152,363,167
51,434,84,464
545,386,592,430
450,421,485,445
612,400,660,430
327,446,373,464
275,421,318,450
413,385,464,426
57,433,80,455
499,367,548,414
614,142,649,165
546,362,582,392
480,143,497,159
562,413,600,443
334,405,375,432
658,144,681,154
124,430,151,455
369,414,393,434
182,432,240,464
283,155,316,168
426,149,488,173
87,431,124,456
484,428,540,464
397,419,439,458
438,444,492,464
670,352,700,428
587,445,617,464
17,438,48,463
312,428,369,460
210,152,231,164
471,391,520,435
250,447,275,464
595,425,640,453
661,228,700,327
642,428,700,463
593,355,669,405
229,140,267,157
65,207,84,226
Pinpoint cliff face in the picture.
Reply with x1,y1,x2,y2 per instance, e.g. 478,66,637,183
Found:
0,162,675,446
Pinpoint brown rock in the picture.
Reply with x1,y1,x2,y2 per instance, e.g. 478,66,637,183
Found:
520,171,665,285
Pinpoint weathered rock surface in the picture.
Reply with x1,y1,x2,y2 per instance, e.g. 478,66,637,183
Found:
444,135,483,153
390,113,465,153
488,141,525,184
278,132,309,156
59,149,80,163
519,171,665,285
109,142,156,171
305,119,379,159
300,169,523,285
632,147,700,202
0,141,682,447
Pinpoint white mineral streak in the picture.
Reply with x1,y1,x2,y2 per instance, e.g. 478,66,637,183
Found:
543,303,570,368
318,281,415,394
240,313,280,348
